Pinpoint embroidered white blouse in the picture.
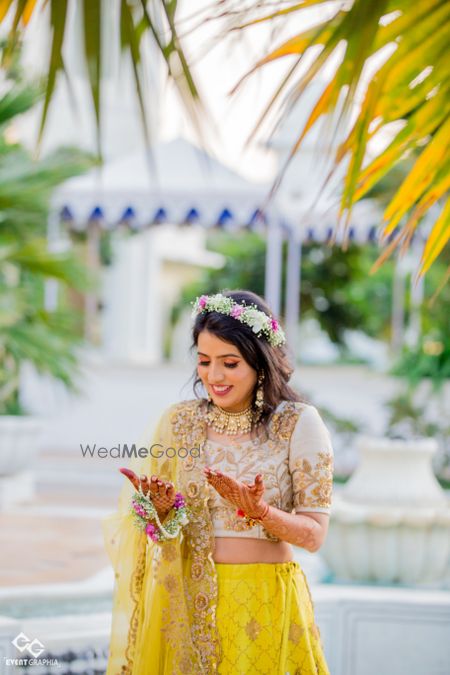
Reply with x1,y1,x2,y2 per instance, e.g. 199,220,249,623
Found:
204,400,334,542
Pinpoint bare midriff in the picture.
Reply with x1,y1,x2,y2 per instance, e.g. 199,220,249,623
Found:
213,537,293,563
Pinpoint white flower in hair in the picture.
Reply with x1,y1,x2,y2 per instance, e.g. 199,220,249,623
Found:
244,308,267,334
191,292,286,347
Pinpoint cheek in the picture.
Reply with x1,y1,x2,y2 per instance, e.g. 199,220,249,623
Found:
233,368,256,388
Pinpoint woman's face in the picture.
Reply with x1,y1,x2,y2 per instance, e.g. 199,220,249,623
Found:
197,330,258,413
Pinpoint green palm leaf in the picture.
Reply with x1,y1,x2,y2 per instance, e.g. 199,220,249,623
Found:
229,0,450,273
0,0,203,158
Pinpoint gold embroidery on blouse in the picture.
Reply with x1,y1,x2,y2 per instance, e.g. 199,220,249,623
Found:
291,451,333,510
269,401,300,440
203,401,302,545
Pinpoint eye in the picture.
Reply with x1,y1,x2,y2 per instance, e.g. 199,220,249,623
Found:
224,362,238,368
198,361,210,367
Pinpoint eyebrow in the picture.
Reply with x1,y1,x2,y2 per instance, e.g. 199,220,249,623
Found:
197,352,241,359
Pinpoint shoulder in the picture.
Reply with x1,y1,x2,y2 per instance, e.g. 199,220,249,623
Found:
290,402,333,453
159,399,206,443
159,398,205,420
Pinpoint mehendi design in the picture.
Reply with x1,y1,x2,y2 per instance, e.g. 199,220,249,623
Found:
203,468,266,517
204,467,323,552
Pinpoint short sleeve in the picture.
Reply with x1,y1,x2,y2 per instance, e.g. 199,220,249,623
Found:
289,404,334,514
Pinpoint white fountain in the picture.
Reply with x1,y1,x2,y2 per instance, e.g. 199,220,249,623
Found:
322,435,450,585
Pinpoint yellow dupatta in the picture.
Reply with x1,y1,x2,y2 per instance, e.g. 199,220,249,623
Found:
102,399,222,674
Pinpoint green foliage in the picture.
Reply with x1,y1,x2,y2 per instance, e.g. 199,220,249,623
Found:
172,230,393,349
391,247,450,388
0,46,94,415
392,339,450,390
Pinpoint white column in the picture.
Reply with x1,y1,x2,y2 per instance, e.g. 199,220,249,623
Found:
264,217,283,315
285,226,302,350
84,222,101,344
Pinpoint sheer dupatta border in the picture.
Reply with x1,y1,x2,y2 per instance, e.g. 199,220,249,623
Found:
102,399,222,675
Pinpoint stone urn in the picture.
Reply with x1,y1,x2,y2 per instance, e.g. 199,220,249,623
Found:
0,416,44,509
321,435,450,585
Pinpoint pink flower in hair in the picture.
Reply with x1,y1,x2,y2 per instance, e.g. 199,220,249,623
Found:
270,319,279,332
231,305,244,318
198,295,208,308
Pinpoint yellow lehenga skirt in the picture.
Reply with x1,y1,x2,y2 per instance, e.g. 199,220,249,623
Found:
214,560,330,675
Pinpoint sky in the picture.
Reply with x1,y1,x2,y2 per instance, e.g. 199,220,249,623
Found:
13,0,339,183
158,1,338,182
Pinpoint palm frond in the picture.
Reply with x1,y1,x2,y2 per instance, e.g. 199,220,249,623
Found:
229,0,450,273
0,0,203,158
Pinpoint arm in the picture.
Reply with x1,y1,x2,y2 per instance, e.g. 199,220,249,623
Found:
204,404,333,553
256,506,329,553
203,471,330,553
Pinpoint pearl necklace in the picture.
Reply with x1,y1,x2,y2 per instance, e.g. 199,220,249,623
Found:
206,402,254,435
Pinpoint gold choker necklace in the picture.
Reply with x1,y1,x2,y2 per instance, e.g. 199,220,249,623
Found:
206,402,254,435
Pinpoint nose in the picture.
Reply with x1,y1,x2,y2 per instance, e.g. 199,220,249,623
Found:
208,363,225,383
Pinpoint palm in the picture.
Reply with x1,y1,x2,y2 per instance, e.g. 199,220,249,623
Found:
204,468,266,517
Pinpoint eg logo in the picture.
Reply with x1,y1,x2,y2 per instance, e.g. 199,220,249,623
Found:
12,632,45,657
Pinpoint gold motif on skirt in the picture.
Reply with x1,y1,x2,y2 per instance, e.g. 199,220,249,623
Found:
245,617,262,641
288,622,305,644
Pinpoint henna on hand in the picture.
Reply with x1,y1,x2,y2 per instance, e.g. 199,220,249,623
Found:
203,467,323,552
203,467,266,517
120,468,176,520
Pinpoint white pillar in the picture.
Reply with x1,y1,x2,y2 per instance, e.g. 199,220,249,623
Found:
264,218,283,315
285,226,302,350
84,222,101,344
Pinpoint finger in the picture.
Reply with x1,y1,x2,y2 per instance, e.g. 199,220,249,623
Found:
165,482,174,496
149,475,159,497
140,475,150,495
156,480,166,497
119,468,139,490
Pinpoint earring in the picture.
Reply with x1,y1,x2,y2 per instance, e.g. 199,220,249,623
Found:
206,389,212,403
254,372,265,422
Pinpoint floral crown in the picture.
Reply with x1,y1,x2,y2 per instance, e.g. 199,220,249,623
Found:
191,293,286,347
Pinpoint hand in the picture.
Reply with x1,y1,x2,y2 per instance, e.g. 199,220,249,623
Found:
203,467,267,518
119,468,176,519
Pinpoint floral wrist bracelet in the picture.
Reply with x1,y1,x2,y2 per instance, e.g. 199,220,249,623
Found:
131,486,190,542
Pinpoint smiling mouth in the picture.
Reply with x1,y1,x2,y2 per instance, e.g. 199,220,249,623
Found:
210,385,233,396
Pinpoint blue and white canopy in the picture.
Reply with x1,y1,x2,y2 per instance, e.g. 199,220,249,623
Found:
52,138,276,231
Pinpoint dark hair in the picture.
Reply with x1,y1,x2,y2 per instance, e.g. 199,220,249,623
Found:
191,289,302,429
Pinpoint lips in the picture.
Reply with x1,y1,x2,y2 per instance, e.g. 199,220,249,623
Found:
210,385,233,397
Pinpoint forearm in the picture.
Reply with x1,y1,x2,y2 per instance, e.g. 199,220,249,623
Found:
258,504,322,552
